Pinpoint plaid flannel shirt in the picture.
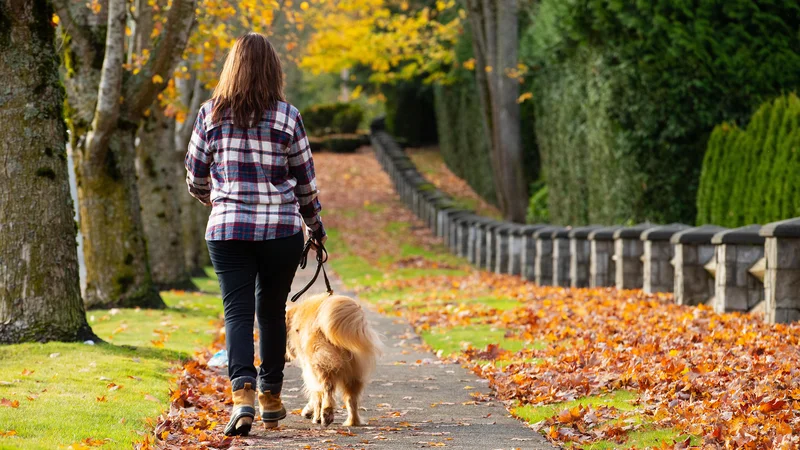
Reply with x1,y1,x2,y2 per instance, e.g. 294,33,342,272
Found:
184,100,324,241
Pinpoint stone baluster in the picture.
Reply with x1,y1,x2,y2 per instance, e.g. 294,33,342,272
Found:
447,211,472,253
534,226,565,286
588,227,621,287
671,225,726,306
640,224,689,294
521,225,546,282
568,226,602,288
613,223,655,290
495,224,525,275
552,228,572,287
760,218,800,323
710,225,765,315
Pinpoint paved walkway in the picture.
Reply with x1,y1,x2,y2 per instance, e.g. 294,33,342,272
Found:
234,265,553,450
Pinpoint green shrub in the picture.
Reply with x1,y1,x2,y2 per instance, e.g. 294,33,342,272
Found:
331,105,364,134
696,94,800,227
526,182,549,224
432,20,541,211
384,79,439,147
324,134,367,153
301,103,364,136
524,0,800,225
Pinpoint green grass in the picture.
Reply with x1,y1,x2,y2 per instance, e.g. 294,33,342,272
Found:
0,271,222,450
513,391,697,449
420,324,536,357
513,390,638,424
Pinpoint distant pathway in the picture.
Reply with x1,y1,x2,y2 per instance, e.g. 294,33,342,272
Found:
233,265,553,450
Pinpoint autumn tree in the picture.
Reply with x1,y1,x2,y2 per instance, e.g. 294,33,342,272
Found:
0,0,95,343
54,0,195,308
297,0,528,221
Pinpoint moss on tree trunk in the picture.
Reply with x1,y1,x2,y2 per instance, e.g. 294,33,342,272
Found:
73,128,165,309
0,0,96,343
136,108,196,290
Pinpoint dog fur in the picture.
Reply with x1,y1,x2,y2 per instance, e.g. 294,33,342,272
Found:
286,293,382,426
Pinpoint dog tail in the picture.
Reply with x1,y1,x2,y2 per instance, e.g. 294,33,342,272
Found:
318,295,382,358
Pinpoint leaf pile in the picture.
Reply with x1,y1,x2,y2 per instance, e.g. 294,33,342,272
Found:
138,330,238,449
317,150,800,449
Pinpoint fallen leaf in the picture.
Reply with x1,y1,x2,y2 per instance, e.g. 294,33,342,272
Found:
0,398,19,408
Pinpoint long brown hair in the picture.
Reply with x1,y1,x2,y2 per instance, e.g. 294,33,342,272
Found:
212,33,285,127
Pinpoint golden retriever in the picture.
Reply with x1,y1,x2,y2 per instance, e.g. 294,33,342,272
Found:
286,293,382,426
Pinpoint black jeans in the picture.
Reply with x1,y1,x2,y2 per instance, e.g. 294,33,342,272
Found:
207,232,304,394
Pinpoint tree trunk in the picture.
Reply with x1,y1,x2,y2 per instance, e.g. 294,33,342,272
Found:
136,108,196,290
465,0,528,223
56,0,196,306
0,0,95,343
175,73,210,275
74,129,165,308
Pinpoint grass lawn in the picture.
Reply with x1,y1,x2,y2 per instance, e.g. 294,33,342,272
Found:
0,270,222,450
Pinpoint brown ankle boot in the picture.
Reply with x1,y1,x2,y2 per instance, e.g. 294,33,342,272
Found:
224,382,256,436
258,390,287,428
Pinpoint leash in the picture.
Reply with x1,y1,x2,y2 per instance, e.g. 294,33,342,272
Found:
290,237,333,302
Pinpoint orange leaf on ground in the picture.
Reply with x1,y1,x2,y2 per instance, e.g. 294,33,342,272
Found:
0,398,19,408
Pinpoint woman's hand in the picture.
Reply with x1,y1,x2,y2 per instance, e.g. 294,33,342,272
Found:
309,234,327,252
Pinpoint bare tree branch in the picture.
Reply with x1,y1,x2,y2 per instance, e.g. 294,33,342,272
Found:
84,0,127,164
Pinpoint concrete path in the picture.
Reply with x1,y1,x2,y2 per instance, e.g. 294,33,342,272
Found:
235,265,554,450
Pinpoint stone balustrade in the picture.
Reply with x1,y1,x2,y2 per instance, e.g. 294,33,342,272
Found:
370,129,800,324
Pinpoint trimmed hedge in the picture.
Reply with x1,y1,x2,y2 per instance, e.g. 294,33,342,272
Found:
433,79,497,207
384,80,438,147
524,0,800,225
696,94,800,227
432,21,539,210
302,103,364,136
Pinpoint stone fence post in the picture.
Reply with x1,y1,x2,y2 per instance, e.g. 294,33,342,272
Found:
475,220,499,269
640,224,689,294
671,225,726,306
588,227,621,287
447,210,472,253
569,226,602,288
534,226,565,286
467,217,493,266
494,224,519,275
552,228,572,287
760,218,800,323
453,214,477,258
521,225,546,282
613,223,654,290
710,225,765,314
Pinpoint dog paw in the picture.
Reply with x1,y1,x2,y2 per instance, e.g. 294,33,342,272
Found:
302,405,314,419
322,408,335,427
312,415,321,424
342,416,361,427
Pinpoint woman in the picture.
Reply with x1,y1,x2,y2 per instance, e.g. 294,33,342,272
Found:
185,32,326,436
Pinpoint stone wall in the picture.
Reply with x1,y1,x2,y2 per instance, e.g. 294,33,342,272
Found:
370,129,800,324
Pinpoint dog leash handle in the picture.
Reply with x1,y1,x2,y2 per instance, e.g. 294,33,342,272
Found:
290,237,333,303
